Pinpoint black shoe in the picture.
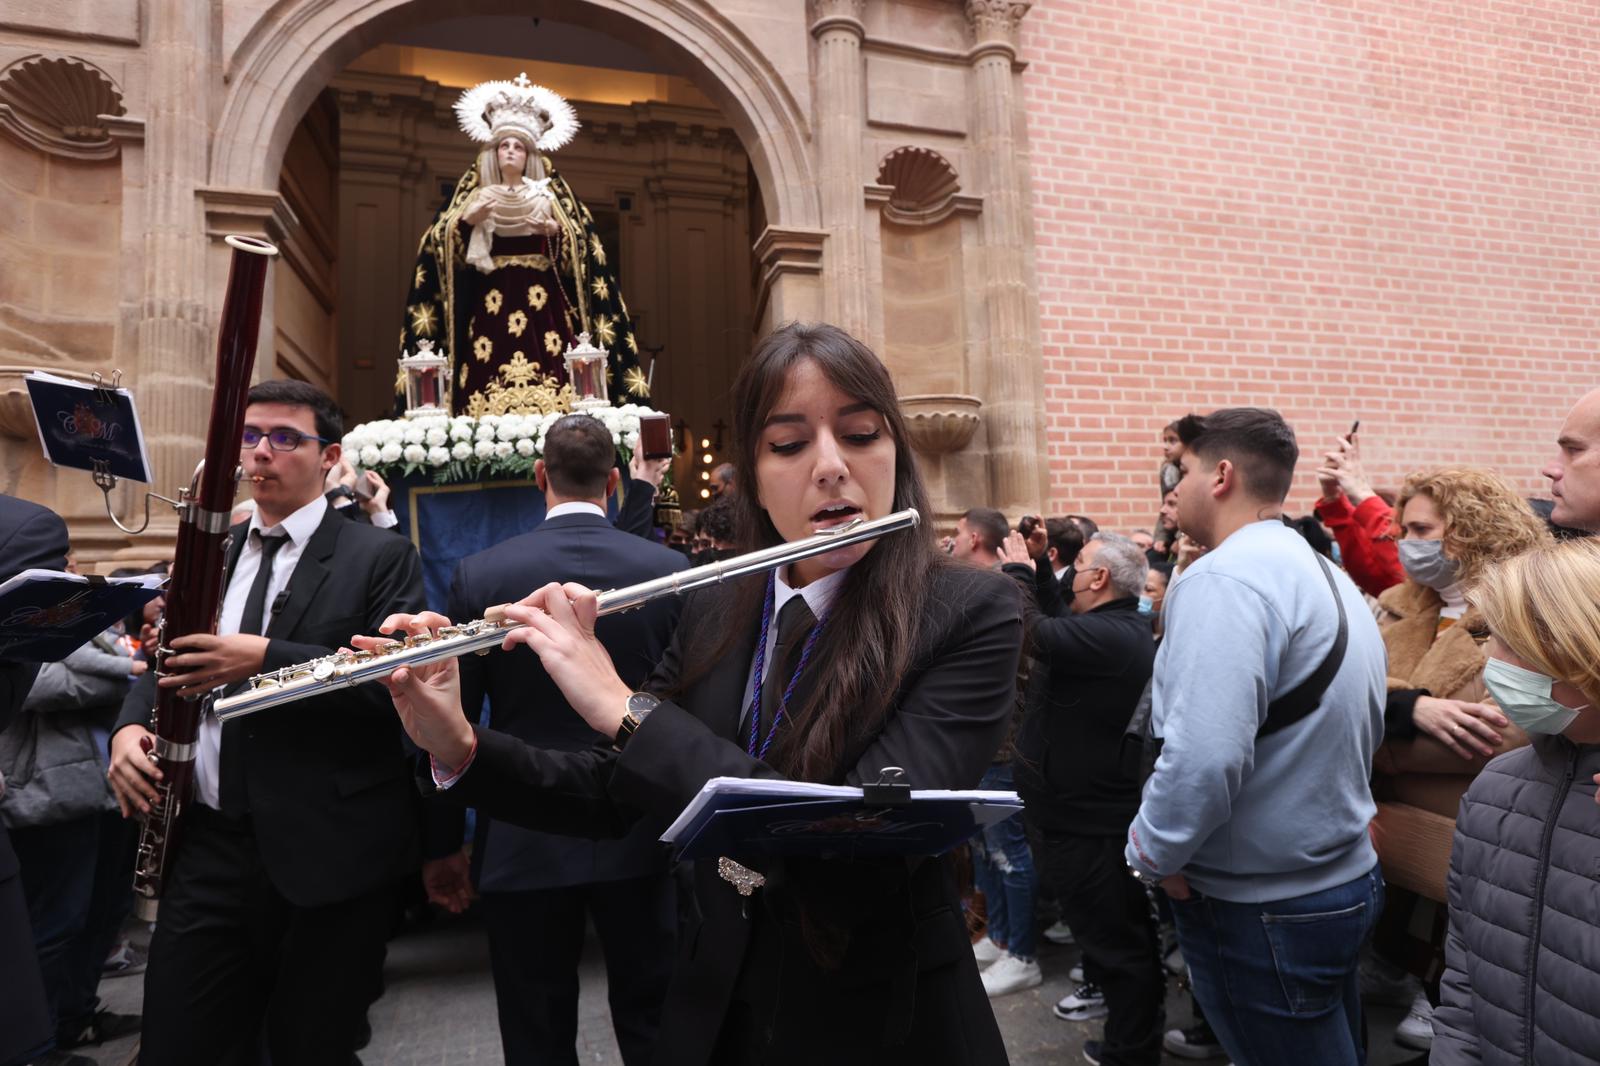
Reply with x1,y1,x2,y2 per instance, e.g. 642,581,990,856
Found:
58,1009,142,1049
1083,1039,1103,1065
1163,1020,1226,1059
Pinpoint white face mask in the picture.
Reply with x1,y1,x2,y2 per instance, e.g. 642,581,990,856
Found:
1398,538,1460,591
1482,658,1590,736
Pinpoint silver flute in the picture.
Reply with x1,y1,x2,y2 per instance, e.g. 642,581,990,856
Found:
212,507,921,721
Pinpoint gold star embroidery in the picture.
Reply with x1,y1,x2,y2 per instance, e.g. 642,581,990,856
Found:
414,265,426,289
544,331,563,356
485,289,504,315
474,335,494,363
626,333,639,355
395,365,409,393
591,276,610,301
623,366,650,398
409,303,438,337
593,313,616,348
458,361,469,389
506,310,528,338
590,234,606,266
528,285,548,311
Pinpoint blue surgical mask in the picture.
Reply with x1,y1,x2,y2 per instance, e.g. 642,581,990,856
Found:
1482,658,1589,735
1137,595,1155,618
1398,538,1460,591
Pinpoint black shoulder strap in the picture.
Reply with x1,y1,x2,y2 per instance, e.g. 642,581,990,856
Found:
1257,552,1348,739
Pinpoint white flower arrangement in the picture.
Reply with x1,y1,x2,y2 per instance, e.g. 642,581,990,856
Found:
342,404,668,485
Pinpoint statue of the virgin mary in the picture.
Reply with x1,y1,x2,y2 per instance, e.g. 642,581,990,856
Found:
397,74,647,416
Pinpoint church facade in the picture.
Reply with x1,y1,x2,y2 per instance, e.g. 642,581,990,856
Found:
1,0,1594,566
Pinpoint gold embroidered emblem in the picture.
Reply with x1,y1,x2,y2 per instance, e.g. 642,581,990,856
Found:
590,234,606,265
485,289,504,315
414,265,426,289
528,285,548,311
626,333,639,355
593,313,616,348
408,304,437,337
473,335,493,363
507,310,528,338
458,361,469,389
544,330,562,355
623,366,650,398
591,275,609,301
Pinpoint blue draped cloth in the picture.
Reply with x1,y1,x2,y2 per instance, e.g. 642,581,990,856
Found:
389,473,618,612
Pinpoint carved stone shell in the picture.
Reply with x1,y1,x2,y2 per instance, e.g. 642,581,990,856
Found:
876,147,961,222
0,55,125,158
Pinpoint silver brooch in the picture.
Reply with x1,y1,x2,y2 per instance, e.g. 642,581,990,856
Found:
717,856,766,896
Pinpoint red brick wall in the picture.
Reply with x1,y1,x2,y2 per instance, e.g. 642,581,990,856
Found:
1021,0,1600,532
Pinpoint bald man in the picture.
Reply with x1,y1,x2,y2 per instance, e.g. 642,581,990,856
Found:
1545,387,1600,532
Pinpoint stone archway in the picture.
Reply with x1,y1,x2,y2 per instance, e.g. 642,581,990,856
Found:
211,0,818,233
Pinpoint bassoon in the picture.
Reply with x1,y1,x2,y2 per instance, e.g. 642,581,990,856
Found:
130,235,278,920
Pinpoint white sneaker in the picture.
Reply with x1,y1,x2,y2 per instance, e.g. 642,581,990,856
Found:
1395,990,1435,1050
972,937,1004,967
981,952,1043,997
1042,919,1076,944
1069,963,1085,984
1053,981,1108,1021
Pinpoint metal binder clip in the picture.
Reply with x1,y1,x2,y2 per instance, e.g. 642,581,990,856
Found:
862,766,911,808
89,369,122,408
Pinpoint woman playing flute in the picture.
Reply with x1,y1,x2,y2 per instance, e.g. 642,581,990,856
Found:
368,322,1023,1065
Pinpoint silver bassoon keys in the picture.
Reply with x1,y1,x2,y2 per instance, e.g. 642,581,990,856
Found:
211,508,921,721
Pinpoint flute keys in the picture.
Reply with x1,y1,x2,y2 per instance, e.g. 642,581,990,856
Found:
376,640,405,656
312,661,336,683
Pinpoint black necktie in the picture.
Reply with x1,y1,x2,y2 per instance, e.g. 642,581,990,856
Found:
757,595,817,749
238,532,289,637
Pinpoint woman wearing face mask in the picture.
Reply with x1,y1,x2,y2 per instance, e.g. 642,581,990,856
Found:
1366,467,1550,1050
1430,536,1600,1064
367,323,1023,1065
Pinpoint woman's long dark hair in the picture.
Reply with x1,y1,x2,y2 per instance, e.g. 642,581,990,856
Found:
679,322,941,783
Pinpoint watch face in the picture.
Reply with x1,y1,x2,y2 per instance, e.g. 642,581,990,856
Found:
627,692,660,717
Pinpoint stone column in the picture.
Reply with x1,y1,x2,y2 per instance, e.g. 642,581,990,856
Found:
808,0,870,339
135,0,214,544
965,1,1044,514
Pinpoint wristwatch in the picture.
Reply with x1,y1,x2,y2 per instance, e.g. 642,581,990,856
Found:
326,485,357,505
613,692,661,752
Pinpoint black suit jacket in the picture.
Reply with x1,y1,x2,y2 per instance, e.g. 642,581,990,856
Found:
115,505,427,907
438,509,687,891
427,562,1022,1065
0,494,70,737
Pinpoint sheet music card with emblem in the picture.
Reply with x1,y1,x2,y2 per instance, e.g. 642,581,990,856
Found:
25,370,152,483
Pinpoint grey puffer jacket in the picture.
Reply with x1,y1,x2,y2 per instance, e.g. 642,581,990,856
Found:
0,634,131,827
1433,736,1600,1065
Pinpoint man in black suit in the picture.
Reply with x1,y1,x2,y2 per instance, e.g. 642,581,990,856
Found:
425,413,686,1066
107,380,425,1066
0,494,69,1066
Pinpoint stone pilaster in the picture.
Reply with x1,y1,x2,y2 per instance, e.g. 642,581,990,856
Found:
135,0,214,542
809,0,870,339
964,0,1043,514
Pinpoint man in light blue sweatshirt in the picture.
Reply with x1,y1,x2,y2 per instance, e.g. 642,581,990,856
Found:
1125,408,1386,1066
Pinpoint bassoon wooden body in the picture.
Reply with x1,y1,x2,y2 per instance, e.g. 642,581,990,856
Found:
131,235,278,920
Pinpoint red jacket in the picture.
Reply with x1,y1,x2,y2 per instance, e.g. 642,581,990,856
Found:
1314,493,1403,598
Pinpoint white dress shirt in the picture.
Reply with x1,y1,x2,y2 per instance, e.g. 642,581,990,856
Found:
544,501,606,520
194,494,328,810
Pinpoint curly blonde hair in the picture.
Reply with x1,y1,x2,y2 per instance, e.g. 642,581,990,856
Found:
1472,537,1600,710
1394,468,1551,585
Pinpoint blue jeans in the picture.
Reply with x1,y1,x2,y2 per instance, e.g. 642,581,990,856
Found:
970,765,1037,960
1170,865,1382,1066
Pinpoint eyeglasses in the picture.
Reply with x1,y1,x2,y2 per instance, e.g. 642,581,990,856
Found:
241,426,333,452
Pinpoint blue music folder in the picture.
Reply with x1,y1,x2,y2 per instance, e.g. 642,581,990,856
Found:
661,776,1023,861
0,569,164,662
25,371,152,483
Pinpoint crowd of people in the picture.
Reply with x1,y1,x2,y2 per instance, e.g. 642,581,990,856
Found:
1,328,1598,1066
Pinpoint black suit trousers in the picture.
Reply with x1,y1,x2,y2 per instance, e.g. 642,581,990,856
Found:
1029,824,1165,1066
480,872,675,1066
139,807,400,1066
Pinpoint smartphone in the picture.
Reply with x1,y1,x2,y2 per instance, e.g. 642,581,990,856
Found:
353,471,376,502
639,413,673,460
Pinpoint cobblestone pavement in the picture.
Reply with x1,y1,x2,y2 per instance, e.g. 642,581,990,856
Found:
82,911,1422,1065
